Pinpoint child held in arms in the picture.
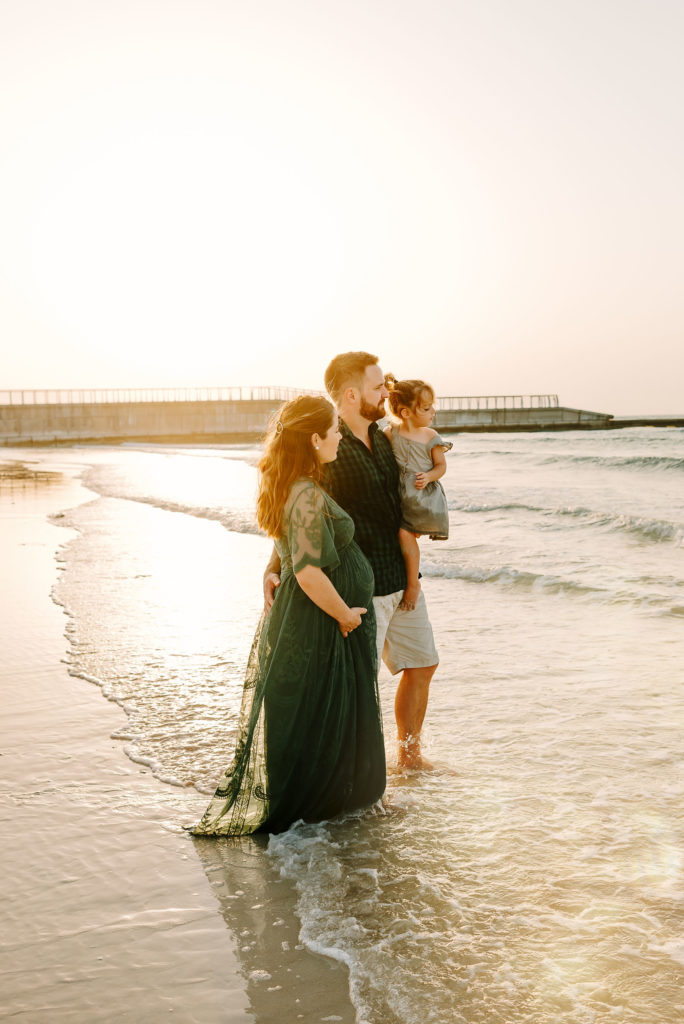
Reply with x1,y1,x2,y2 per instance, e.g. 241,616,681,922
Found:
384,375,453,610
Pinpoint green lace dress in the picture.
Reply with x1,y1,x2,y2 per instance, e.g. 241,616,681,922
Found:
190,478,386,836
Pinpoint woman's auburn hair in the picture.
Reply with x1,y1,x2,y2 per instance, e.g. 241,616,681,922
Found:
384,374,435,419
256,395,335,538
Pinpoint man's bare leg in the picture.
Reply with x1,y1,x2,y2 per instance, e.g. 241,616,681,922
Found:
395,663,437,768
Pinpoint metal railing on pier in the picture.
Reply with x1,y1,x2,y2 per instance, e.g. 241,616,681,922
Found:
1,388,560,411
0,386,321,406
435,394,559,411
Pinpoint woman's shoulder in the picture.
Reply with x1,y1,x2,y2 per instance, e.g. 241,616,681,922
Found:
284,476,318,512
284,477,330,516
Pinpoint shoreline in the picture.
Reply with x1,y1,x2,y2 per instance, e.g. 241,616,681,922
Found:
0,457,356,1023
3,416,683,447
2,437,682,1021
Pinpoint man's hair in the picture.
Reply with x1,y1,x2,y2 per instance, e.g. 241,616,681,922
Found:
324,351,379,404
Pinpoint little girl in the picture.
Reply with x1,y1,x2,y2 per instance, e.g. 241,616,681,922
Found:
384,375,453,610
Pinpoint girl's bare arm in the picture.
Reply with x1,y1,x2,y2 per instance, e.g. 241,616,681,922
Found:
414,445,448,488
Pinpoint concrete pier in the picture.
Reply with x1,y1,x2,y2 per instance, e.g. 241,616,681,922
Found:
0,388,305,445
0,398,283,445
3,388,678,445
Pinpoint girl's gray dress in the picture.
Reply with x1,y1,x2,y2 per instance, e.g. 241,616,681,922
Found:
388,427,453,539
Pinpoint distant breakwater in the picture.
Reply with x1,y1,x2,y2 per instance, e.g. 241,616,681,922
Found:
1,389,682,445
0,388,295,446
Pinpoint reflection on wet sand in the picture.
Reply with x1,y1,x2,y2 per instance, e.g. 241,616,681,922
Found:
0,461,63,489
191,834,356,1023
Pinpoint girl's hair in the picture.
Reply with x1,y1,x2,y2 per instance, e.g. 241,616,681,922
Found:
256,395,335,538
384,374,435,420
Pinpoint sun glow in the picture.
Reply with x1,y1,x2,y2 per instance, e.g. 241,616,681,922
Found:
2,1,683,411
27,115,345,372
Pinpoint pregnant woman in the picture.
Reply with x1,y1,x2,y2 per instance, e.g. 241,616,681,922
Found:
190,395,386,836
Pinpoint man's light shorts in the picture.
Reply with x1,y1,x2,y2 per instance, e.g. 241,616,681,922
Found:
372,589,439,675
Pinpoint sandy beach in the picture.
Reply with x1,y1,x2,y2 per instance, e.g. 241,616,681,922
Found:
2,434,683,1024
0,457,355,1023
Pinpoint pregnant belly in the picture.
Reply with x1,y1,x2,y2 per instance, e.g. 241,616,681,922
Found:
329,541,375,607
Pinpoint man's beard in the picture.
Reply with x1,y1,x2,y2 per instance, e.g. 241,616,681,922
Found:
359,397,385,422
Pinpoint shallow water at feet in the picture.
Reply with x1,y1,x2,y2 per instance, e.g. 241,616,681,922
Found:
10,428,683,1023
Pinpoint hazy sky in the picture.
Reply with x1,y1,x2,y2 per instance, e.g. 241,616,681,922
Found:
1,0,682,414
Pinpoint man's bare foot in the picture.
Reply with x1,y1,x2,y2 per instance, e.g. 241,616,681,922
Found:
391,757,459,777
400,581,421,611
397,733,434,770
397,751,435,771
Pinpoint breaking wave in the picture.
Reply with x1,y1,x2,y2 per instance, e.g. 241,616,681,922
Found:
451,501,683,545
541,454,684,472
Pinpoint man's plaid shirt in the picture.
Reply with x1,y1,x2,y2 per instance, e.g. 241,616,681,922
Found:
323,418,406,597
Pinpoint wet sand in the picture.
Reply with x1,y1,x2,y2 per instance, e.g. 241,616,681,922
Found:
0,456,355,1023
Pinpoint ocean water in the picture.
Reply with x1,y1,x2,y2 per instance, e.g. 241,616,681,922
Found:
29,429,684,1021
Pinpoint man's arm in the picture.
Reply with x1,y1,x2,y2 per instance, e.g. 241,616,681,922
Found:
263,545,281,611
